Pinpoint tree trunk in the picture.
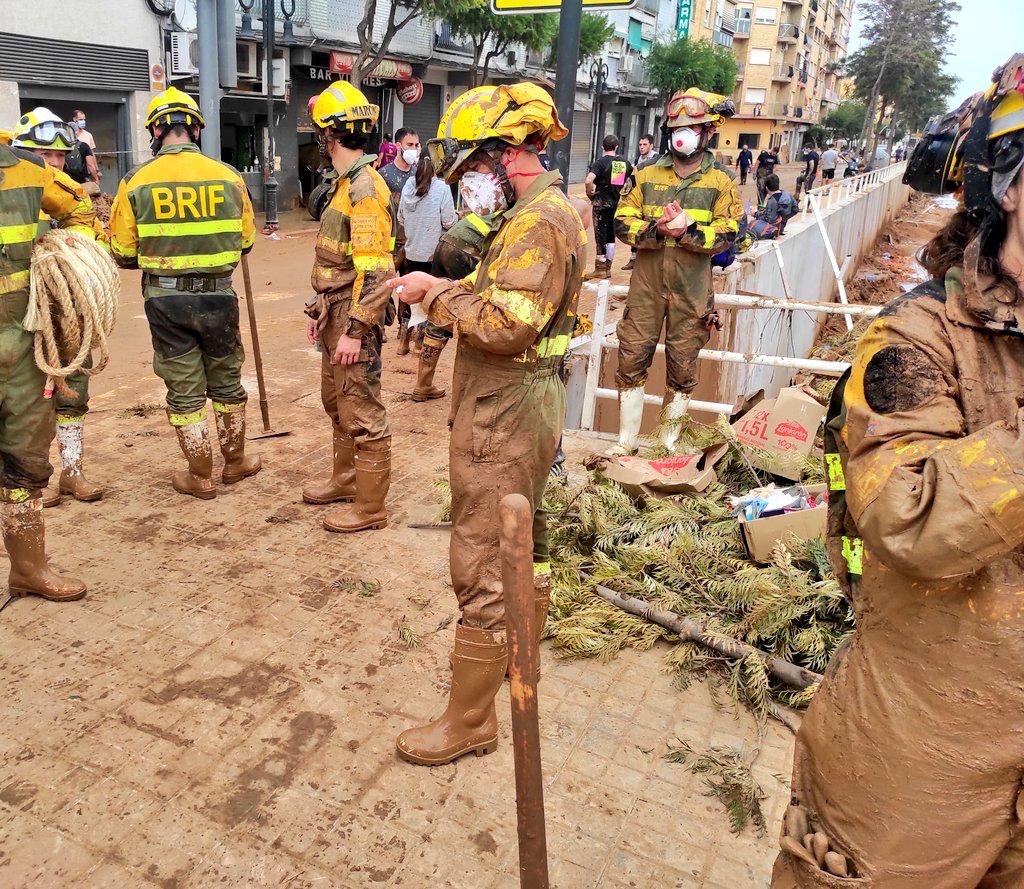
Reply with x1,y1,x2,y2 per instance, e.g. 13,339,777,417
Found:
591,584,823,690
859,0,901,159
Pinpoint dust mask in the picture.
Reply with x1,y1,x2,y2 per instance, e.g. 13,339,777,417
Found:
402,148,420,166
669,127,702,158
459,171,507,216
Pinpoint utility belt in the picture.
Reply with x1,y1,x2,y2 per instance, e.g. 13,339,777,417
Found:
143,273,234,293
455,344,563,380
0,291,30,324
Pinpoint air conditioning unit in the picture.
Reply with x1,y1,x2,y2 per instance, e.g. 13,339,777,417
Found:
261,57,289,97
620,54,636,74
169,31,199,77
237,43,259,80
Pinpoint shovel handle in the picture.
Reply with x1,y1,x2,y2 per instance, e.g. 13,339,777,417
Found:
240,255,272,432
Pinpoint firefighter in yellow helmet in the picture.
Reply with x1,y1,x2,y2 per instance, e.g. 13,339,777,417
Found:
0,110,98,603
613,86,742,453
12,108,109,509
301,81,396,532
109,88,260,500
772,54,1024,888
389,83,586,766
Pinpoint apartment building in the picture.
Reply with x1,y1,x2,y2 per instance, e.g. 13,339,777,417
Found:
687,0,853,162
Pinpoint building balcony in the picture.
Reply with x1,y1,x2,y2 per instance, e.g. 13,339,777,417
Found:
734,19,751,37
778,24,799,44
735,64,745,80
798,68,809,85
773,64,795,82
782,0,802,5
712,29,734,48
434,22,472,54
737,102,789,118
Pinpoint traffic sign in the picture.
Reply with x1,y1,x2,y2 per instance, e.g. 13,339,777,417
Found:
491,0,635,14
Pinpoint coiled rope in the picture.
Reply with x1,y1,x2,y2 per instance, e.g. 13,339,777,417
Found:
25,230,120,398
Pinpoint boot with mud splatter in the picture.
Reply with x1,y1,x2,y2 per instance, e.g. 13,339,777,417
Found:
396,317,411,357
169,410,216,500
302,428,356,504
411,338,447,402
396,622,506,765
322,443,389,532
56,419,104,502
214,404,262,485
2,493,86,602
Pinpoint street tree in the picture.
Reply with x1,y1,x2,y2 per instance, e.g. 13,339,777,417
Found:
547,13,615,66
447,5,558,87
823,100,867,142
645,36,738,98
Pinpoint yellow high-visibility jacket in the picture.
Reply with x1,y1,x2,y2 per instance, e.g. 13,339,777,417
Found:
109,143,255,275
38,167,108,246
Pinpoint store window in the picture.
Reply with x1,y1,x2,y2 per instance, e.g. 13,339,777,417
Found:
739,132,761,149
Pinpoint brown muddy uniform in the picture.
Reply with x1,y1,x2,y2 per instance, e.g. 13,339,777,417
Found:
308,155,395,447
613,151,741,394
423,170,585,629
774,269,1024,888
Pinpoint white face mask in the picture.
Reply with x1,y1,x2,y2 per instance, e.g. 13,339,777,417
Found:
74,119,85,129
669,127,702,158
459,171,507,217
401,147,420,166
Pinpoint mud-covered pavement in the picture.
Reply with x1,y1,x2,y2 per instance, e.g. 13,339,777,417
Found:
1,186,863,888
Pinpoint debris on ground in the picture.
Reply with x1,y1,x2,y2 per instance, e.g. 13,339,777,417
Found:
665,740,769,836
117,402,163,419
398,619,421,648
331,577,381,598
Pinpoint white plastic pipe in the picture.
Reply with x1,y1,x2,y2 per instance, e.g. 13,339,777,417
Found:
581,279,610,431
714,293,879,317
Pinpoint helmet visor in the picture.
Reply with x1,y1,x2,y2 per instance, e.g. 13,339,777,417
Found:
667,95,710,122
26,120,76,148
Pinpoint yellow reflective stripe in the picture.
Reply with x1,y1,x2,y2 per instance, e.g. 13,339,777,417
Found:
139,251,241,271
137,219,244,238
617,206,643,218
641,204,666,219
169,408,208,427
0,222,38,243
321,236,348,254
825,453,846,491
699,225,716,249
0,269,31,293
722,218,739,232
686,208,713,223
352,255,391,271
489,288,552,331
466,213,490,235
212,401,245,414
57,414,86,425
462,267,479,287
626,220,646,236
537,334,570,358
2,487,33,503
111,239,137,258
533,561,551,577
841,536,863,575
390,237,396,251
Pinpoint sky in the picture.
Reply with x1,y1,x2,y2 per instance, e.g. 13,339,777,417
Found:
849,0,1015,112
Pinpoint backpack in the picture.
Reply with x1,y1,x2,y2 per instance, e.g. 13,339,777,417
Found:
712,216,751,268
63,142,88,183
776,191,799,220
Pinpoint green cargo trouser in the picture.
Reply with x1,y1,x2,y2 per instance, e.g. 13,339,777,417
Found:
143,285,247,420
55,358,91,422
0,292,56,493
448,345,563,631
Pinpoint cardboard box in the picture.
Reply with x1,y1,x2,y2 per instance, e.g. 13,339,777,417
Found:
596,443,729,499
731,387,828,481
737,484,827,563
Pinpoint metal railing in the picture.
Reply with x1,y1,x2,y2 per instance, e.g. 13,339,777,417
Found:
778,23,799,42
799,160,908,221
773,64,795,80
713,29,734,48
735,19,751,35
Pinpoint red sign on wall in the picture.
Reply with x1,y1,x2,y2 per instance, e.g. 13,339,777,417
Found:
397,78,424,105
329,51,413,81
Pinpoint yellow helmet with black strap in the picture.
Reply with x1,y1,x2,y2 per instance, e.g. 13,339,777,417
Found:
665,87,735,130
427,82,568,183
146,87,205,131
311,80,379,134
12,107,76,151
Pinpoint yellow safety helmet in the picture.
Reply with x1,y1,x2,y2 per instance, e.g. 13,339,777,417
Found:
0,130,10,146
665,87,735,129
11,107,76,151
146,87,205,131
427,82,568,183
311,80,379,134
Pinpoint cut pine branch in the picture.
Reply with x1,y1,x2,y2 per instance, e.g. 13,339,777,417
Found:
591,583,823,690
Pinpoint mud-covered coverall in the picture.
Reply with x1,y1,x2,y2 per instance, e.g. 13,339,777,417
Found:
110,143,255,430
306,155,395,448
613,151,741,395
0,145,97,495
423,170,585,629
37,167,108,426
773,269,1024,889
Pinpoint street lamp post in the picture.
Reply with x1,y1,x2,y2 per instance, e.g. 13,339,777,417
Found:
588,60,609,164
262,0,280,233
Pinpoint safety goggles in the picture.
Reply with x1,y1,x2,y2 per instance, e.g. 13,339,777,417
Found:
26,120,76,148
667,95,710,121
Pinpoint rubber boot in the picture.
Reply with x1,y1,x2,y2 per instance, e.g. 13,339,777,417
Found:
624,253,636,271
215,407,262,484
660,391,691,452
396,622,507,765
170,412,217,500
412,339,447,402
602,253,613,279
323,444,389,533
41,488,61,508
302,430,356,504
56,420,104,502
586,258,608,281
608,387,646,456
396,317,411,356
2,496,86,602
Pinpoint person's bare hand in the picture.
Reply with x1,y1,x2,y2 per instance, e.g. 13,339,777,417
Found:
306,317,318,345
332,334,361,366
387,271,444,305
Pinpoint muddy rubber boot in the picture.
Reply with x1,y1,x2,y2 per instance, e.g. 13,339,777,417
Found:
412,340,447,402
56,420,104,502
215,407,262,484
607,387,646,456
397,622,507,765
323,445,389,532
602,257,613,279
586,258,608,281
302,430,356,504
624,254,636,271
396,317,411,357
659,391,691,452
2,496,86,602
41,488,61,508
170,413,217,500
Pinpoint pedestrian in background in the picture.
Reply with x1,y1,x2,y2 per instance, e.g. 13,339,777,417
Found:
635,133,658,166
377,132,397,168
380,128,421,355
398,154,456,277
736,143,753,185
821,143,839,181
70,109,101,194
755,145,779,204
586,134,632,279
